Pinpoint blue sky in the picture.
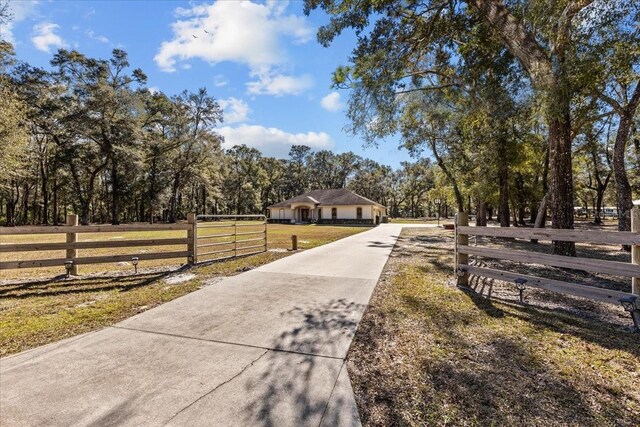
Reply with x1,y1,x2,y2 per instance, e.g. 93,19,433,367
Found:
3,0,414,168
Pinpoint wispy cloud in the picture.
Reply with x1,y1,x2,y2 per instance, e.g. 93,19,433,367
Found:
31,22,67,53
85,29,109,43
213,74,229,87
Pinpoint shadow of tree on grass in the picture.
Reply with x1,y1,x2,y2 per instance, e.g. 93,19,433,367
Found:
0,267,191,300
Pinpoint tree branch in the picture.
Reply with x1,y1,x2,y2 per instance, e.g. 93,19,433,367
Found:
466,0,554,88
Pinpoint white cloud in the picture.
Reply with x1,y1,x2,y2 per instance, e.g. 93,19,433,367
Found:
320,92,343,112
219,125,333,158
31,22,67,53
155,1,314,96
213,74,228,87
247,72,313,96
1,1,39,45
219,97,250,124
85,30,109,43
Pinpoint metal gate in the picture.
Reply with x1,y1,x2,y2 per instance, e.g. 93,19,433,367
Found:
194,215,267,263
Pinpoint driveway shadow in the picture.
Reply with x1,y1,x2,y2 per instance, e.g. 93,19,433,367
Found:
243,298,365,426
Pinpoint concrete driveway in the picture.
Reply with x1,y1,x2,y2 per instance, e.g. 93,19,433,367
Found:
0,224,426,426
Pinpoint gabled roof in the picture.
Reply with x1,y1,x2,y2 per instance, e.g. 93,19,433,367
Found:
267,189,385,208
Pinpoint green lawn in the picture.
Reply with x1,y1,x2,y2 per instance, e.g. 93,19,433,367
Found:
0,224,368,356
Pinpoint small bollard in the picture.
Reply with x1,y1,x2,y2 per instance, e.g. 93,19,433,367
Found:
64,260,74,278
291,235,298,251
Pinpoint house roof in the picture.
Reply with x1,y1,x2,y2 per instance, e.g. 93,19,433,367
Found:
267,189,385,209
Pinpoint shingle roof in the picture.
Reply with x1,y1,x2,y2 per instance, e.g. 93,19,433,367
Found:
267,189,384,208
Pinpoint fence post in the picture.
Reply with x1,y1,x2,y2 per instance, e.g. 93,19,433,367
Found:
263,216,268,253
66,214,78,275
632,207,639,295
456,212,469,287
234,217,238,257
187,213,197,264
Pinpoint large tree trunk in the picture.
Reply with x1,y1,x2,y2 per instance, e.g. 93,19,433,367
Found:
6,183,15,227
613,114,636,228
40,157,49,225
52,174,59,225
612,111,635,250
80,203,91,226
498,138,510,227
169,175,180,223
599,82,640,250
468,0,581,255
548,112,576,256
476,200,487,226
111,160,120,225
534,145,550,228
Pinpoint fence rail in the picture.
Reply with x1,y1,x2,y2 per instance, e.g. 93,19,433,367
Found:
0,223,192,235
195,214,267,263
0,214,196,274
0,213,268,275
454,208,640,308
455,225,640,245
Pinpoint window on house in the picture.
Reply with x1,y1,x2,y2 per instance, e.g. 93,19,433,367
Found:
318,208,322,219
266,209,271,218
356,207,362,219
331,207,337,219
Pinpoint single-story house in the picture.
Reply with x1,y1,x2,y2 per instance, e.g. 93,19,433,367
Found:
267,189,387,225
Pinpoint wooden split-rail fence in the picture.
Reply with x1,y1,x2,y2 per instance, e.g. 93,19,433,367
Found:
0,213,267,275
453,209,640,307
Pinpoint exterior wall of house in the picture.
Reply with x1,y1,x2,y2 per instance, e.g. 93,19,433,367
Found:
269,204,387,224
319,205,373,220
373,206,386,218
267,207,293,223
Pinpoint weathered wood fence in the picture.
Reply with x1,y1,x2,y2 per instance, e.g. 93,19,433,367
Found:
454,208,640,306
0,213,267,275
195,214,267,263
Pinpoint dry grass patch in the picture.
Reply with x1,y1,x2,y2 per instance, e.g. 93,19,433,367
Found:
0,224,367,356
349,227,639,426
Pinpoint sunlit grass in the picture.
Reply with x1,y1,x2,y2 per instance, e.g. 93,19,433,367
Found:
0,224,368,356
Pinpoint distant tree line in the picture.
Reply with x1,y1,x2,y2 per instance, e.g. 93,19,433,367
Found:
0,42,452,226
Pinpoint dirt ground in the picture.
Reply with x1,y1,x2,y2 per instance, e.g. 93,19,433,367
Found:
348,227,639,427
410,228,633,326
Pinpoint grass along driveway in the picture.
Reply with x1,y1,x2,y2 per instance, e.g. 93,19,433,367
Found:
349,227,639,426
0,224,368,357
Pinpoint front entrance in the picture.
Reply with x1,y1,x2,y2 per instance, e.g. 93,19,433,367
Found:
300,208,310,222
